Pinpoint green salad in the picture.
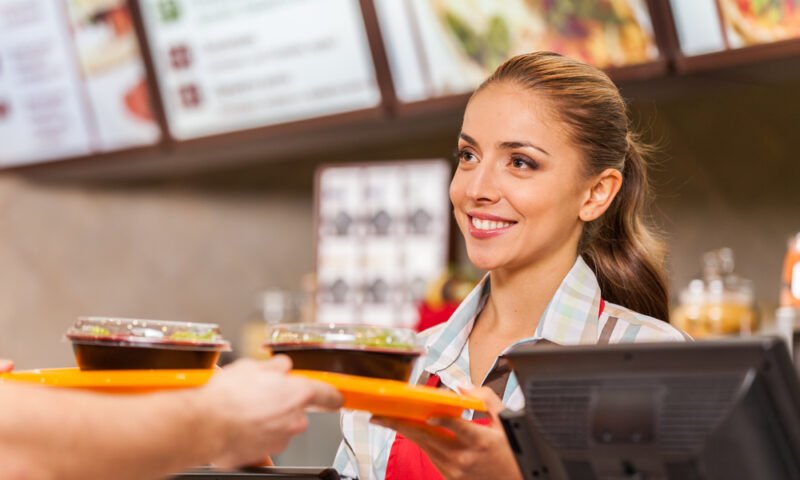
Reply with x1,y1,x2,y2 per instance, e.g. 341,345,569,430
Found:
169,330,219,342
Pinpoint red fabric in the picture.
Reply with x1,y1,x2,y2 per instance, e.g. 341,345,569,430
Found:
415,302,460,332
385,375,490,480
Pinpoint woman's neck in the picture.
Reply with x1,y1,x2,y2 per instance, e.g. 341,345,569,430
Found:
480,249,580,340
467,247,580,386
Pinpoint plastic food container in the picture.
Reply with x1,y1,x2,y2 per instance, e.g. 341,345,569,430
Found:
264,324,423,381
65,317,231,370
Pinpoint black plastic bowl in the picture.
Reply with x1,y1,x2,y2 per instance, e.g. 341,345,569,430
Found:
72,341,221,370
268,344,421,381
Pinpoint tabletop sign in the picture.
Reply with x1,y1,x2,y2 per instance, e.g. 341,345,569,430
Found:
0,0,161,167
138,0,381,140
373,0,662,103
315,160,451,328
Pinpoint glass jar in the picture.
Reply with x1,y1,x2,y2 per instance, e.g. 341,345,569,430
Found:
672,248,758,338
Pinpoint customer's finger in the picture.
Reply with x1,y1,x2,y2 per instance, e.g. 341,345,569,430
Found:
262,355,292,372
0,359,14,373
304,380,343,410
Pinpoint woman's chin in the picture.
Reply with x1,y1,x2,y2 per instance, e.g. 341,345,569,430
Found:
466,253,502,272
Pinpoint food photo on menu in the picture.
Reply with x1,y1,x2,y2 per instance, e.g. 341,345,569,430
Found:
431,0,657,76
718,0,800,46
67,0,161,149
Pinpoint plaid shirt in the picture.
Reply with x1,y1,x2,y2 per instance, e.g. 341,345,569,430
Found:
333,256,689,479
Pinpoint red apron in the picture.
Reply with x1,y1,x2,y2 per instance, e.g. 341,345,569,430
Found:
384,299,606,479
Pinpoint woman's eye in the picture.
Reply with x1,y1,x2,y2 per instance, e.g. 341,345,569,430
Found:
511,156,537,170
457,149,477,163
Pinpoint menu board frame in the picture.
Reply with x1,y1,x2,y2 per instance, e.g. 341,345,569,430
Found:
13,0,763,173
662,0,800,74
1,0,165,172
5,0,394,171
373,0,674,117
130,0,390,149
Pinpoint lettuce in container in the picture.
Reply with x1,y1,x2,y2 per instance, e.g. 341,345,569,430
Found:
264,324,423,381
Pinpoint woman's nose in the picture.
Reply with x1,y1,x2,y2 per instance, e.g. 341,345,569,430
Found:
465,161,500,203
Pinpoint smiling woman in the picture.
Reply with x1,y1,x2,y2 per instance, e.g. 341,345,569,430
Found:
333,51,689,480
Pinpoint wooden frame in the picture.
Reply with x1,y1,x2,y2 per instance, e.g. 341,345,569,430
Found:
6,0,393,174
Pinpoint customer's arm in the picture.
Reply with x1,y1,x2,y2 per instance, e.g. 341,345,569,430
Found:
0,356,341,480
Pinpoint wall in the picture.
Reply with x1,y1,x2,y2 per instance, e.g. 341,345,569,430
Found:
0,175,315,368
636,78,800,313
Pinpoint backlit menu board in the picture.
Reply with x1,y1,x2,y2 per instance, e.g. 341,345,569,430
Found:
719,0,800,48
0,0,161,167
670,0,800,56
315,160,451,328
139,0,381,140
374,0,661,103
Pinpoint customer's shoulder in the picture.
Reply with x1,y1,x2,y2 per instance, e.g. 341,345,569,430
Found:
601,301,692,342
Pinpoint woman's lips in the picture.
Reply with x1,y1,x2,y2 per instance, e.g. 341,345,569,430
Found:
467,214,516,239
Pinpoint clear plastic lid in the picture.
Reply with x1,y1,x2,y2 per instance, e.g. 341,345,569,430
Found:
65,317,231,351
265,323,423,354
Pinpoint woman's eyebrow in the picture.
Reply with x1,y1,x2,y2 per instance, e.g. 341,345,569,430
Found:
459,132,478,146
459,132,550,156
498,140,550,156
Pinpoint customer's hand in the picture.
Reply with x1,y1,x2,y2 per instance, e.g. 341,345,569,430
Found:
197,356,342,468
0,359,13,373
371,386,522,480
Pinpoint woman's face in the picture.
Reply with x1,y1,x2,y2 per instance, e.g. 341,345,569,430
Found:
449,82,589,272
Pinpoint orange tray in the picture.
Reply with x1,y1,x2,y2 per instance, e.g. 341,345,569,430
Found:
0,368,487,420
0,368,213,393
292,370,487,421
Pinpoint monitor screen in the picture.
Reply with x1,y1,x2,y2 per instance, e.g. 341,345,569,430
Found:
0,0,161,167
500,337,800,480
138,0,381,140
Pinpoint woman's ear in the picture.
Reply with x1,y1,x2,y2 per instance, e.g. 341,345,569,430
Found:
579,168,623,222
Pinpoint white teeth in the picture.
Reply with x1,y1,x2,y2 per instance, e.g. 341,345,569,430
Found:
471,217,513,230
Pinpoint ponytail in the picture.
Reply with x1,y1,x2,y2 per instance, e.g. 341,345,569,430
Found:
580,135,669,321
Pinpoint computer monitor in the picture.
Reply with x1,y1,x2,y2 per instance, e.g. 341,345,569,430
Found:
500,337,800,480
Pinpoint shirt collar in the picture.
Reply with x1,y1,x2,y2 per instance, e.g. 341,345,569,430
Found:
421,256,603,379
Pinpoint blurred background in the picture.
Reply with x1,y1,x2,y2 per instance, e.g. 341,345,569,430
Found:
1,0,800,467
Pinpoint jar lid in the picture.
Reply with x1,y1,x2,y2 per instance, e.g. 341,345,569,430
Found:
264,323,423,354
65,317,231,351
